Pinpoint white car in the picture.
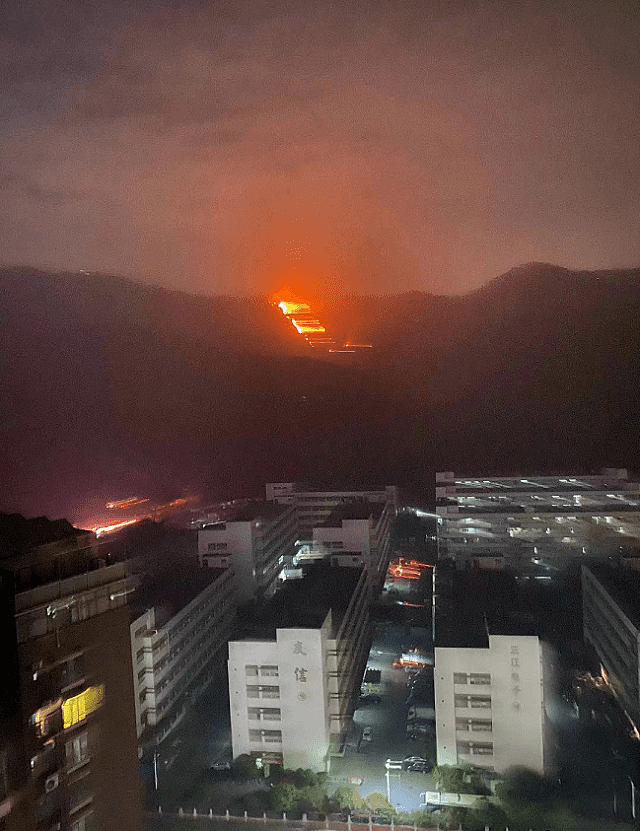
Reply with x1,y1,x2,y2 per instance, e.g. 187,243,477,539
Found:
385,759,403,770
362,727,373,741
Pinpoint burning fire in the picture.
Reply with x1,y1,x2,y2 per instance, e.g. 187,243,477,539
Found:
271,289,372,353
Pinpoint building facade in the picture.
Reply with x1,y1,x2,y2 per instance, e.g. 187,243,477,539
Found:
13,558,143,831
436,469,640,569
198,503,297,603
582,563,640,731
266,483,398,543
435,635,549,774
312,500,395,590
228,564,370,770
130,567,236,744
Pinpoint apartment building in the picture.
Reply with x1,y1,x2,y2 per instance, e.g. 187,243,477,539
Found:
228,562,370,771
130,566,236,744
312,500,395,590
582,563,640,731
0,513,143,831
433,567,553,775
266,483,398,543
435,635,549,774
198,502,297,603
436,469,640,569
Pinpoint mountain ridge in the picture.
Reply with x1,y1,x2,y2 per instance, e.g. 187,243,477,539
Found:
2,262,639,520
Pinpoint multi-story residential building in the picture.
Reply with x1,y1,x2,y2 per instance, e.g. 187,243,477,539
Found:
197,503,297,603
130,566,236,745
436,469,640,569
228,562,370,771
266,483,398,544
433,567,554,775
312,500,394,590
582,563,640,731
0,513,143,831
435,634,550,774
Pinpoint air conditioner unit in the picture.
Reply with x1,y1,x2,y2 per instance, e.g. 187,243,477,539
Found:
45,773,59,792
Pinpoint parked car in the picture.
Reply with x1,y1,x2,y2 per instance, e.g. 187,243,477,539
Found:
407,761,431,773
362,727,373,741
403,756,428,768
210,761,231,771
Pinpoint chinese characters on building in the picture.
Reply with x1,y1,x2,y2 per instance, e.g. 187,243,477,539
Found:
510,644,521,711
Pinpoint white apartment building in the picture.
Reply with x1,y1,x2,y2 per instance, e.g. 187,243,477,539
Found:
197,502,297,603
228,563,370,770
312,500,395,589
436,469,640,569
130,567,236,743
266,483,398,543
435,634,550,774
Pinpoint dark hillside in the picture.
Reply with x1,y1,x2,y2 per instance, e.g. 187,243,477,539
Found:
1,263,639,519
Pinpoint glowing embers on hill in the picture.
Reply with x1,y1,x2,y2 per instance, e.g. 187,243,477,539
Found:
271,289,372,353
272,290,336,348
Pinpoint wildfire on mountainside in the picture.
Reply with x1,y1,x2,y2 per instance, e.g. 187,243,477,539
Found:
270,289,372,354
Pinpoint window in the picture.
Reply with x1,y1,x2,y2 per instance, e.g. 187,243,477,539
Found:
248,708,261,720
259,686,280,699
138,669,146,682
136,648,145,663
332,541,344,549
453,673,468,684
261,708,281,721
457,740,493,756
263,730,282,742
249,729,262,742
245,665,259,677
470,673,491,685
455,695,491,709
456,718,492,733
473,743,494,755
70,813,94,831
246,686,260,699
260,665,279,677
134,625,147,639
66,732,89,768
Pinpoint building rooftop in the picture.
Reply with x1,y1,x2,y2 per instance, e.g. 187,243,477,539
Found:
129,564,227,626
0,513,99,592
434,567,537,649
584,563,640,633
238,561,363,638
318,502,385,526
0,513,88,559
229,501,293,523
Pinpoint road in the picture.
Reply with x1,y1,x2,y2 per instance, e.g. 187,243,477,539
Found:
329,563,435,813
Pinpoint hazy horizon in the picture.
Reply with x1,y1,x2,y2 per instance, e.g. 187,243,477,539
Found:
3,0,640,298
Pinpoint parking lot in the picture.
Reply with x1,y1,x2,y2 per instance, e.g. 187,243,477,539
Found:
328,557,436,812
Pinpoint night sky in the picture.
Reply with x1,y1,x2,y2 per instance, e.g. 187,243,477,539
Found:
2,0,640,297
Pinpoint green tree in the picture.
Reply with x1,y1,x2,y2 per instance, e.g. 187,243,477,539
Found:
366,792,396,820
294,768,318,788
495,767,576,831
432,763,486,795
232,754,263,781
270,782,300,814
332,786,367,814
464,797,509,831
